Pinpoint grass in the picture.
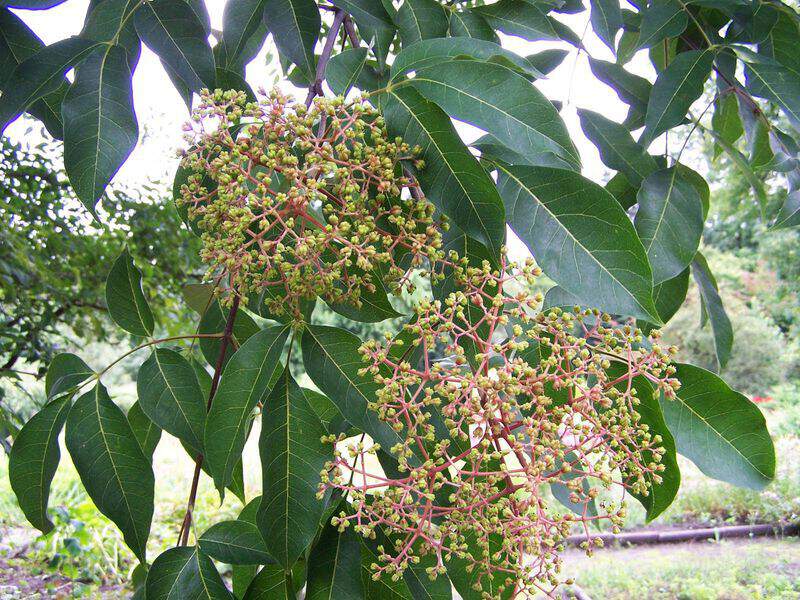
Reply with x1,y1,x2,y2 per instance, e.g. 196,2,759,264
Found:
562,538,800,599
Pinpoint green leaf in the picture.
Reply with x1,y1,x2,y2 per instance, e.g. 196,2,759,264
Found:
242,566,288,599
9,396,71,534
407,59,579,168
301,325,403,451
127,401,162,460
588,57,651,129
134,0,215,91
0,7,67,138
326,276,402,323
256,367,330,569
691,253,733,370
326,47,368,96
379,86,505,261
390,37,544,81
636,0,687,50
446,532,511,600
661,363,775,489
105,247,155,337
711,92,743,158
146,546,234,599
640,49,714,147
199,520,272,565
80,0,142,68
448,9,499,43
651,266,690,325
401,551,452,600
302,388,346,434
497,164,660,322
607,364,680,521
204,325,290,493
306,512,364,600
395,0,448,46
330,0,393,29
360,539,412,599
198,299,261,369
634,167,704,284
45,353,93,399
65,383,154,562
473,0,559,41
771,190,800,230
475,134,572,169
590,0,622,52
525,48,568,75
702,123,768,211
0,36,99,133
137,348,206,454
216,67,257,101
221,0,267,69
738,46,800,130
2,0,68,9
263,0,320,80
578,108,658,186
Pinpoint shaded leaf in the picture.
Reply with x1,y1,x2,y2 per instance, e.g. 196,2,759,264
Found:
221,0,267,69
473,0,559,41
326,47,368,97
45,353,93,399
301,325,403,451
379,86,505,261
256,367,330,569
691,253,733,370
65,383,154,562
146,546,233,599
242,566,288,599
395,0,448,46
497,164,659,322
408,59,579,168
198,299,261,369
738,45,800,130
105,248,154,337
127,400,162,460
199,520,272,565
578,108,658,186
590,0,622,51
652,266,690,325
263,0,320,80
9,396,71,534
634,167,704,284
204,325,290,493
636,0,687,50
134,0,215,91
390,37,544,81
448,9,499,43
661,363,774,489
640,49,714,147
0,36,99,134
306,512,364,600
137,348,206,453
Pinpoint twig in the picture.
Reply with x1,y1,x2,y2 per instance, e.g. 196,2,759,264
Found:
306,9,347,106
177,295,241,546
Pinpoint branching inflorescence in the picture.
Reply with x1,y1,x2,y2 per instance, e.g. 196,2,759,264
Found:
178,89,444,318
321,256,680,597
184,90,680,598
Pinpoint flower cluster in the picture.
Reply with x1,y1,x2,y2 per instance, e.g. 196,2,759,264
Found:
321,256,679,597
178,89,444,318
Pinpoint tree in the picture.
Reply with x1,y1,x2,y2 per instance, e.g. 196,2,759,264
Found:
1,0,797,596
